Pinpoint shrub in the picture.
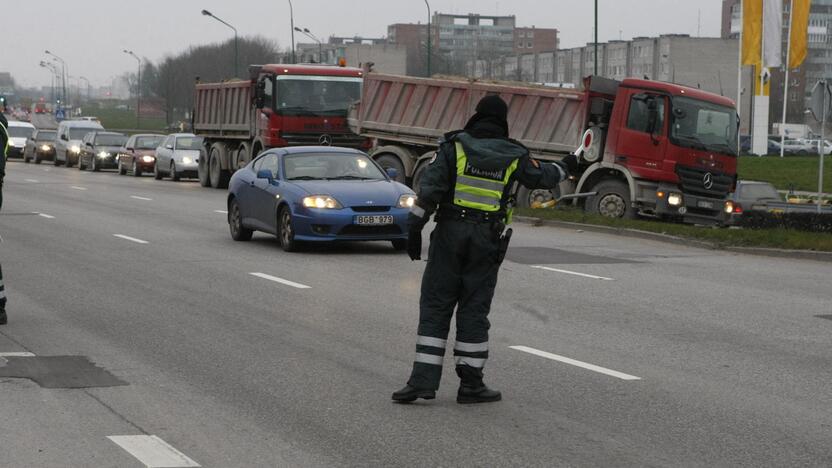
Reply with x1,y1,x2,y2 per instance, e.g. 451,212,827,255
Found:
739,210,832,233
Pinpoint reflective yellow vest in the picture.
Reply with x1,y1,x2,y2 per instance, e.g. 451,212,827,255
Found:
453,141,519,223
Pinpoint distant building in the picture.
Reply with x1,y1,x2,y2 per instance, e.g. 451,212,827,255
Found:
328,36,387,45
388,23,429,76
513,27,559,55
434,13,516,74
297,42,407,75
0,72,15,96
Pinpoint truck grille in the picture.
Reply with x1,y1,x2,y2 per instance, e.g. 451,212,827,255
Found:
675,165,733,198
282,133,366,149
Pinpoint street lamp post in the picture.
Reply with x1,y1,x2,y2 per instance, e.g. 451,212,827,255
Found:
593,0,598,76
44,50,68,107
39,61,58,105
425,0,431,77
295,27,323,63
288,0,296,63
202,9,238,78
123,49,141,129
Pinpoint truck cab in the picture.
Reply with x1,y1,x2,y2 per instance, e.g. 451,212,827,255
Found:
577,78,738,224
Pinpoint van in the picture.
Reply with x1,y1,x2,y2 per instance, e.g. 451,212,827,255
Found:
5,121,36,159
55,120,104,167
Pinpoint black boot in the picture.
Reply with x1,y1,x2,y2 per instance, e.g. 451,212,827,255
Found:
0,309,6,325
455,364,501,404
391,385,436,403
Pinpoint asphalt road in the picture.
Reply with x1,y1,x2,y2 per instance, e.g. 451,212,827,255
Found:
1,155,831,467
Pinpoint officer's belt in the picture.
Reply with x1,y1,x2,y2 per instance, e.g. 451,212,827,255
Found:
436,206,503,224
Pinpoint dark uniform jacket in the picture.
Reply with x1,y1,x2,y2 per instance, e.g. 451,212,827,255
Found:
414,130,566,221
0,112,7,210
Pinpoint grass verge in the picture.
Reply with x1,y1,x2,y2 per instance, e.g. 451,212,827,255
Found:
738,155,830,193
90,108,167,132
516,207,832,252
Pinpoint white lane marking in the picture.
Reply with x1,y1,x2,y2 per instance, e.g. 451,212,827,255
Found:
0,352,36,357
107,435,200,468
531,265,614,281
510,345,641,381
131,195,153,201
113,234,149,245
25,179,39,183
70,186,87,191
250,272,311,289
214,210,228,214
35,213,55,219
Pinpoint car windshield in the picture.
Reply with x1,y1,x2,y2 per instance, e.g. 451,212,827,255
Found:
95,134,127,146
175,136,203,150
135,136,163,149
69,127,99,140
276,76,362,116
284,153,385,181
671,96,738,156
741,184,781,200
8,126,34,138
37,131,56,141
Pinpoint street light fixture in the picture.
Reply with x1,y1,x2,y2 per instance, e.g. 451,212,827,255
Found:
123,49,142,128
424,0,432,77
202,9,239,77
44,50,68,107
39,61,59,105
295,27,323,63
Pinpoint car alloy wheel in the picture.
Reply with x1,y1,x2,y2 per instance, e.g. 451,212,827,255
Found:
229,199,252,241
170,162,179,181
278,208,298,252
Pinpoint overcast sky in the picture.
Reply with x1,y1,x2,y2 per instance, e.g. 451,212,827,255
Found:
8,0,721,88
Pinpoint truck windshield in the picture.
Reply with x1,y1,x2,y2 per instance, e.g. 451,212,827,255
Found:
275,76,362,116
670,96,738,156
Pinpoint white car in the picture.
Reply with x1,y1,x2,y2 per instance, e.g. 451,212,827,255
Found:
54,120,104,167
779,138,814,155
799,139,832,155
153,133,203,181
5,121,35,159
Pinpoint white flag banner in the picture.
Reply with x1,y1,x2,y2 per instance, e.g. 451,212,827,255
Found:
763,0,783,68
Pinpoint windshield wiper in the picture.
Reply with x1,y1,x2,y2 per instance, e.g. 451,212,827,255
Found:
675,134,709,151
287,176,322,180
708,142,738,156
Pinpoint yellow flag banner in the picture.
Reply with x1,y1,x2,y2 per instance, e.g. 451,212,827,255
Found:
789,0,811,69
742,0,763,66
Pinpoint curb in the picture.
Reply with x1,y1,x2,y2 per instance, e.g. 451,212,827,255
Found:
513,216,832,263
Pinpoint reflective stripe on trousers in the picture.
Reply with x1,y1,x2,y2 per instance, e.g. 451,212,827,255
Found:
453,340,488,369
413,335,446,367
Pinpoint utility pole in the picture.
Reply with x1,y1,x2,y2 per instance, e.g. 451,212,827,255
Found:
594,0,598,76
288,0,296,63
124,50,141,129
425,0,432,77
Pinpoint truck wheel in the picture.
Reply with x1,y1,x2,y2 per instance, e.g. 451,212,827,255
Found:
236,142,252,170
198,150,211,187
585,180,637,219
411,160,429,194
375,154,406,184
515,186,561,209
209,143,231,189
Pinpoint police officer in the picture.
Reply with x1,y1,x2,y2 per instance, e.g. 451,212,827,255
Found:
393,95,577,403
0,104,8,324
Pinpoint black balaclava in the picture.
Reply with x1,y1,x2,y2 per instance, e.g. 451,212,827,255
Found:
464,95,509,139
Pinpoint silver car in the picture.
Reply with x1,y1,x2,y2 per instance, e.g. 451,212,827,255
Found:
153,133,203,181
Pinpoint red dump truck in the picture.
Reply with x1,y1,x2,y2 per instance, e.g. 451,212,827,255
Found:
349,73,739,224
193,64,370,188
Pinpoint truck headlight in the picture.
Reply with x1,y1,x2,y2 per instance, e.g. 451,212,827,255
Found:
397,194,417,208
724,201,734,214
182,157,193,164
667,193,683,207
302,195,342,209
70,145,81,154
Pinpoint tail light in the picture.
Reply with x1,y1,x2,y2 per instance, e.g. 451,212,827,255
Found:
733,203,743,214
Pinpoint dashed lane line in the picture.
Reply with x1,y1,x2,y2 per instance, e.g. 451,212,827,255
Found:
0,352,36,357
33,212,55,219
531,265,614,281
510,345,641,381
250,272,311,289
131,195,153,201
214,210,228,214
70,186,88,191
107,435,200,468
24,179,39,183
113,234,149,245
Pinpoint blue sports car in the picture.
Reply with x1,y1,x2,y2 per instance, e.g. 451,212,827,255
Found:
227,146,417,252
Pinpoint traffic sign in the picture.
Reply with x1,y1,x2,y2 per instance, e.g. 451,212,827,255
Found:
809,80,831,123
55,108,65,121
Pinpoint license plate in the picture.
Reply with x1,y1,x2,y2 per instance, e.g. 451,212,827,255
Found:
354,215,394,226
696,200,714,209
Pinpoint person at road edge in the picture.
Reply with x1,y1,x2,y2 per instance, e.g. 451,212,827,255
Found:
393,95,578,403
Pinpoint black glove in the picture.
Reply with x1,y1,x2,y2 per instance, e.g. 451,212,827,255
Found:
560,154,579,175
407,227,422,261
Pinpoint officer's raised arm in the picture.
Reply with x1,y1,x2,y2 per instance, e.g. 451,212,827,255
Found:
514,151,578,190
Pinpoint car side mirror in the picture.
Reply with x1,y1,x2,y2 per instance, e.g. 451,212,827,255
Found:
61,134,68,141
386,167,399,179
166,144,173,150
256,169,273,181
86,142,93,147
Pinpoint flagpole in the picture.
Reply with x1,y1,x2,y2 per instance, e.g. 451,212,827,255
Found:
758,0,766,157
737,0,744,155
780,0,794,158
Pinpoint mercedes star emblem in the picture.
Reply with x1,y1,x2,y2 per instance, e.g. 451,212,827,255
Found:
703,172,714,190
319,134,332,146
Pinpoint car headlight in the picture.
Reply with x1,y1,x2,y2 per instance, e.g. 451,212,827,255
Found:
182,157,193,164
70,145,81,154
724,201,734,214
302,195,342,209
397,194,417,208
667,193,683,207
97,151,110,158
142,155,154,163
40,144,50,151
